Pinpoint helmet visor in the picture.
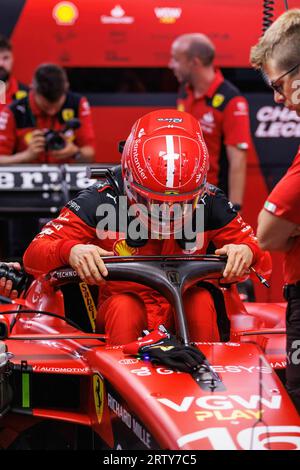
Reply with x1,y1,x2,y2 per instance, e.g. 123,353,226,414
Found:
133,192,202,237
124,173,206,236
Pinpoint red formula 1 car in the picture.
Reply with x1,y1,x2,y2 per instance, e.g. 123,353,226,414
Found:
0,256,299,450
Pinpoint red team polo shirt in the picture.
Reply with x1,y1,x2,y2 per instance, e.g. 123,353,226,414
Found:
177,69,251,190
4,76,28,103
0,75,28,112
264,147,300,284
0,90,95,163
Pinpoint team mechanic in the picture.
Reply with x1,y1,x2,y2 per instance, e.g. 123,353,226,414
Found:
169,33,250,211
250,9,300,413
0,34,28,109
23,110,271,345
0,63,95,164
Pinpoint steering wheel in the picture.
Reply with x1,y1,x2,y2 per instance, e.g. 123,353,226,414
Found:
47,254,227,345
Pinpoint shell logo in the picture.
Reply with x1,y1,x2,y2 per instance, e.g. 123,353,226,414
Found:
114,239,137,256
52,2,79,25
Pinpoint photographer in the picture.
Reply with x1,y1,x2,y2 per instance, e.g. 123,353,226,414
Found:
0,63,95,164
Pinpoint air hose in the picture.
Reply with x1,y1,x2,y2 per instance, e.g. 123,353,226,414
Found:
262,0,275,34
262,0,290,35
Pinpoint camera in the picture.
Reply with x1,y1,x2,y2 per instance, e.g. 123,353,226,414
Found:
0,263,27,294
44,118,81,151
44,129,66,151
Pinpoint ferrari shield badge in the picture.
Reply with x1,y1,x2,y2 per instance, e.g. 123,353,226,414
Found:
212,94,225,108
93,373,104,424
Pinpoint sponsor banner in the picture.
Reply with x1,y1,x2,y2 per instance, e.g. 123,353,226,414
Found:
247,94,300,191
157,394,282,412
11,0,300,78
0,164,94,191
52,2,79,25
79,282,97,332
126,365,272,376
154,7,182,24
195,409,264,422
100,4,135,24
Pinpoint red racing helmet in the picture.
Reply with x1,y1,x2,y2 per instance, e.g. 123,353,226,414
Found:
121,109,209,235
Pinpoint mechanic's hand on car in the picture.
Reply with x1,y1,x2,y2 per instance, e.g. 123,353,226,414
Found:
69,244,114,284
0,262,21,299
25,130,46,161
215,244,253,281
50,140,79,161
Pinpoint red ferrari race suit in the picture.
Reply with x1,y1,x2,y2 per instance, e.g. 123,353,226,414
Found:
24,167,271,344
263,146,300,412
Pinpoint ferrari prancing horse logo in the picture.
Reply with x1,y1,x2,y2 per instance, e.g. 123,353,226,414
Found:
93,373,104,424
212,94,225,108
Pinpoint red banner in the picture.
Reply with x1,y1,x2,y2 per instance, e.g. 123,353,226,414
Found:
11,0,299,83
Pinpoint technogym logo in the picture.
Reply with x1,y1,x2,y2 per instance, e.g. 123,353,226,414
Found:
94,196,205,250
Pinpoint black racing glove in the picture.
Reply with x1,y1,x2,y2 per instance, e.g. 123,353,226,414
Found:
123,326,221,384
139,335,208,374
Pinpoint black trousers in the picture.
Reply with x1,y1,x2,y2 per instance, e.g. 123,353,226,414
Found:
286,298,300,414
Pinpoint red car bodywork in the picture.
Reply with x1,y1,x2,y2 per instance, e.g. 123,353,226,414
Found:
0,257,299,450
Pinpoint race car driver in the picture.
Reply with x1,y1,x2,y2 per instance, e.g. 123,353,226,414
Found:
250,8,300,413
23,109,271,345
